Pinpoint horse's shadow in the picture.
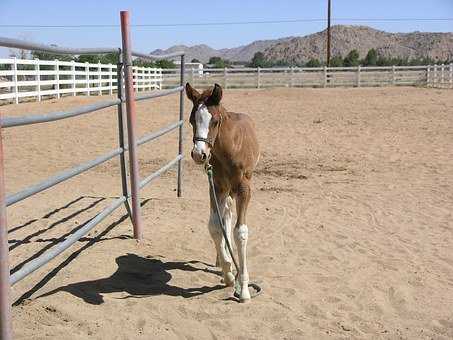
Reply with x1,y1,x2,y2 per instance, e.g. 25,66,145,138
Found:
38,254,225,305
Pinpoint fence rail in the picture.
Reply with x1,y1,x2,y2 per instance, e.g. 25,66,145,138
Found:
162,64,453,89
0,57,162,104
0,10,184,340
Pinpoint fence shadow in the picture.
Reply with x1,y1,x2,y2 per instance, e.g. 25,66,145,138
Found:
8,196,106,252
37,254,224,305
7,196,86,235
13,197,152,306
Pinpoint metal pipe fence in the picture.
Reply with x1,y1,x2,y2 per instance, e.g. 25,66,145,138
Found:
0,10,185,339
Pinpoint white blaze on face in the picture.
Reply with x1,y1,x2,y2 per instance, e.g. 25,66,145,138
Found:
193,103,212,154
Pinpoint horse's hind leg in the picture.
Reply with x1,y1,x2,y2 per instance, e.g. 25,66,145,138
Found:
234,179,251,303
209,192,235,286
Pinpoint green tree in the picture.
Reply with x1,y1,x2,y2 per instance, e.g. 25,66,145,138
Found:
191,58,201,63
344,49,360,67
363,49,377,66
376,55,390,66
155,59,176,69
330,55,344,67
250,52,268,67
31,50,73,62
305,58,321,67
101,53,120,65
133,58,155,67
208,56,222,64
76,54,102,64
208,56,230,68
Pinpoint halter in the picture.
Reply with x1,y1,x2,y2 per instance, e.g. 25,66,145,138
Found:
193,136,213,147
192,113,222,148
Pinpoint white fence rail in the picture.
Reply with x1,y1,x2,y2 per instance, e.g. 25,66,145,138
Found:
162,64,453,90
0,57,162,104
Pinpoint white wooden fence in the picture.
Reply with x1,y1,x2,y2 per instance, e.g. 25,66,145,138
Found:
162,64,453,90
0,57,162,104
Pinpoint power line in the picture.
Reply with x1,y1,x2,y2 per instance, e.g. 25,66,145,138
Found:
0,18,452,28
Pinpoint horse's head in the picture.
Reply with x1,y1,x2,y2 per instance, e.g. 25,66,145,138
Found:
185,83,223,165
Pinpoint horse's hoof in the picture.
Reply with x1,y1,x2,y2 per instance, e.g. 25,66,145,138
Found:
239,297,251,303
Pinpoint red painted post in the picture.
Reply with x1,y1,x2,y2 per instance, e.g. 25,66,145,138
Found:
0,121,12,340
120,11,143,241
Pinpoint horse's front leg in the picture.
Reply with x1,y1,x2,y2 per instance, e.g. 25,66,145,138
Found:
234,179,251,303
209,188,235,287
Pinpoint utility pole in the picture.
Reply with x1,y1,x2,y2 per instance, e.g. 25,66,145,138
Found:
327,0,332,66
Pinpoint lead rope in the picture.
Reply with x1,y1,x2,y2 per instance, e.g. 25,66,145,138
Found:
204,162,262,300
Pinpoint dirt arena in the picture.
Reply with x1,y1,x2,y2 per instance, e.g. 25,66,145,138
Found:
2,87,453,339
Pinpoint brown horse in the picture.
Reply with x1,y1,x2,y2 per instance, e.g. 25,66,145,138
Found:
186,83,260,302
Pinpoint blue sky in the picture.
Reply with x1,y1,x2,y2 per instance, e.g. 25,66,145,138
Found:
0,0,452,57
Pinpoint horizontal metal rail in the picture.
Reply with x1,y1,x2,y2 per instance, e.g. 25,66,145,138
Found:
6,148,123,206
135,86,183,102
0,99,121,128
137,120,183,147
139,155,183,189
132,50,184,61
0,36,118,55
10,196,126,285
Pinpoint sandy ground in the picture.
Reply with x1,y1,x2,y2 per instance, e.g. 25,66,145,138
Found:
2,87,453,339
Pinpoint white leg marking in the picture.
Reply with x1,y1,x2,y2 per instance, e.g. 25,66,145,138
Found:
208,197,235,286
234,223,251,302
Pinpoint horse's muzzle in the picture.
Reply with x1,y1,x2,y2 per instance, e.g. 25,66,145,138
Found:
191,149,207,164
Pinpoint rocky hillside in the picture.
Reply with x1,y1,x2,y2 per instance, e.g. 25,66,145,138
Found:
150,25,453,64
264,25,453,64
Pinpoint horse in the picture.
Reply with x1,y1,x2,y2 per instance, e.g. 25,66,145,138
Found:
185,82,260,302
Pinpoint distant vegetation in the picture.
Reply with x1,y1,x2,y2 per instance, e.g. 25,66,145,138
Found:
4,47,450,71
208,56,231,68
248,49,451,68
9,50,178,69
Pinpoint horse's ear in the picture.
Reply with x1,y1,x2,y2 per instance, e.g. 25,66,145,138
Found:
185,82,200,102
207,83,222,106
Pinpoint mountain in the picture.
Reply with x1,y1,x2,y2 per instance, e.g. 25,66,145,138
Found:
263,25,453,64
149,25,453,64
150,37,293,63
150,44,221,63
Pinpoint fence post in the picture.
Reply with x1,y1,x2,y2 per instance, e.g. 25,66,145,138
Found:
85,62,90,96
357,65,361,87
290,66,294,87
392,65,396,86
0,121,13,340
13,57,18,104
224,67,228,89
449,63,453,89
323,65,327,88
35,58,41,102
441,64,445,88
177,54,185,198
71,60,76,96
426,65,430,87
98,61,102,95
120,10,143,241
116,53,132,217
55,59,60,99
257,67,261,89
300,67,303,87
109,64,113,95
433,64,437,87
